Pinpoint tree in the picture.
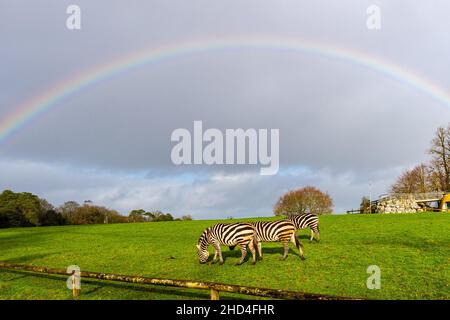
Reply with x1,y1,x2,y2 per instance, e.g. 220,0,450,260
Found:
0,207,27,228
274,186,333,216
70,205,104,225
64,204,124,225
143,210,175,222
390,163,429,194
145,210,161,221
359,196,371,214
180,215,193,221
57,201,80,222
107,211,128,224
389,124,450,194
39,198,54,212
0,190,43,227
0,190,131,227
428,158,446,191
128,209,147,223
429,125,450,191
0,209,10,228
161,213,174,221
38,209,66,226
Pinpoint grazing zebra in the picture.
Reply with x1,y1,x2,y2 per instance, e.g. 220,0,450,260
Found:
288,213,320,242
229,220,305,261
196,222,258,265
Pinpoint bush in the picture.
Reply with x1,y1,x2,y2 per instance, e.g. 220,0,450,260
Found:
274,186,333,215
38,210,66,226
63,204,124,225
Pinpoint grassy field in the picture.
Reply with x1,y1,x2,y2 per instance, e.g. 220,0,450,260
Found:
0,213,449,300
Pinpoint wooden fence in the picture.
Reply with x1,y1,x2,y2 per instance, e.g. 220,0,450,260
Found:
0,262,364,300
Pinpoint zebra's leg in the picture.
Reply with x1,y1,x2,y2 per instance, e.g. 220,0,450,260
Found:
281,241,289,260
212,247,218,264
294,235,306,260
212,243,221,264
249,239,257,265
290,234,299,258
217,245,224,265
236,244,248,265
257,242,263,260
310,229,314,242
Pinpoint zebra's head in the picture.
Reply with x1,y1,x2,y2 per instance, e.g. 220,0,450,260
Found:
196,229,210,264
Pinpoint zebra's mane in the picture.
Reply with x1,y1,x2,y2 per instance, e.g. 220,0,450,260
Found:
198,228,211,245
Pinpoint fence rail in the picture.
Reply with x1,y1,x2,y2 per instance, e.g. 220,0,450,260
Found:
381,192,445,202
0,262,363,300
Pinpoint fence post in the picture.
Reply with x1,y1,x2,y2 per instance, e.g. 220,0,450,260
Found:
210,288,220,300
72,273,80,299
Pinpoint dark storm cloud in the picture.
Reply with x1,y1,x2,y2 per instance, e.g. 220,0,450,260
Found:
1,1,450,216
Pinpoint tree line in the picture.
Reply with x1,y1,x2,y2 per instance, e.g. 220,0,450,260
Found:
359,123,450,213
390,124,450,194
0,190,192,229
0,184,334,228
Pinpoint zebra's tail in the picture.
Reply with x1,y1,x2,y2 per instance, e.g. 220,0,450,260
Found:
253,234,259,249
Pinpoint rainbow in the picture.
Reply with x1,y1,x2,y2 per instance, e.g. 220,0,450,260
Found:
1,35,450,144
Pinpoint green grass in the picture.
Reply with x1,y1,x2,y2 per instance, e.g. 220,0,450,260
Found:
0,213,449,300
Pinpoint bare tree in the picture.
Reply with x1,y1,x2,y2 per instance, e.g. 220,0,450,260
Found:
429,125,450,191
57,201,80,221
390,163,429,194
428,158,446,191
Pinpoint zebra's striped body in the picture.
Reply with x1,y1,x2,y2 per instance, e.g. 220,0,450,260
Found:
197,222,258,265
288,213,320,242
251,220,305,260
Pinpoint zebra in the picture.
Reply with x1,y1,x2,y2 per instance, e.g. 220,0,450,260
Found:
287,213,320,242
229,220,305,261
196,222,258,265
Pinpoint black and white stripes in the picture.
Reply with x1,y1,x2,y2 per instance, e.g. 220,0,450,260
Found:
251,220,305,260
288,213,320,242
196,214,321,265
196,217,316,264
196,222,257,265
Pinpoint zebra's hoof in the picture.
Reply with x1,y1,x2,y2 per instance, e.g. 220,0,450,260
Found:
300,256,306,261
219,261,224,265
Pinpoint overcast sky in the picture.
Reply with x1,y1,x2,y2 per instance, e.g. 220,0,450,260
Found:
1,1,450,218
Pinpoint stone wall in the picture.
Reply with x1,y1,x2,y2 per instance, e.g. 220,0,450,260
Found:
371,192,444,213
375,197,422,213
